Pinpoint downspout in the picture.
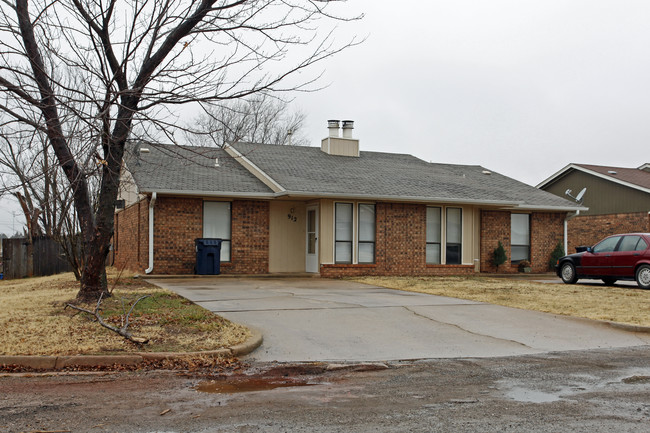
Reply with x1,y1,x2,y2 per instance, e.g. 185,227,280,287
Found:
564,210,580,254
145,192,157,274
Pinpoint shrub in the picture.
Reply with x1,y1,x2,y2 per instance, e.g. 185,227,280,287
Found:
492,241,507,270
549,241,565,270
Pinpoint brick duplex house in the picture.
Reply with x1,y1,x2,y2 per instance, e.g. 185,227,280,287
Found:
114,121,581,276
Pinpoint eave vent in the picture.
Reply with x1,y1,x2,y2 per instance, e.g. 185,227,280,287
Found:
607,170,617,175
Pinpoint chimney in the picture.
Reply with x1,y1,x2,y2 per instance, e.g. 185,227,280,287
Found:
342,120,354,138
327,119,340,137
321,119,359,157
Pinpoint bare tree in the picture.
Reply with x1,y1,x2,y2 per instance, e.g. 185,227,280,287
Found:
0,129,95,280
192,95,309,147
0,0,360,301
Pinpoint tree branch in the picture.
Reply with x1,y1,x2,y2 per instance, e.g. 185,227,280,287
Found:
66,294,150,345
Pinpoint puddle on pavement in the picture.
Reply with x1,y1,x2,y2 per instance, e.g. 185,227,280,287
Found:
505,387,562,403
195,377,318,394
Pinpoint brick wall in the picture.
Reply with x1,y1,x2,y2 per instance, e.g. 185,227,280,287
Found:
321,203,474,277
114,197,270,275
567,212,650,253
229,200,269,274
480,210,511,273
153,197,203,274
114,198,149,273
530,212,565,272
480,210,564,274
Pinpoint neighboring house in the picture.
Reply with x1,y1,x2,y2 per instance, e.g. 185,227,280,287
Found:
537,163,650,253
114,121,581,277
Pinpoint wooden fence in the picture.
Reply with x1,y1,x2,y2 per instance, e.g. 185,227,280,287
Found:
2,236,72,279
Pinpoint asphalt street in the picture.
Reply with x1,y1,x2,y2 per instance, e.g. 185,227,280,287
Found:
2,347,649,432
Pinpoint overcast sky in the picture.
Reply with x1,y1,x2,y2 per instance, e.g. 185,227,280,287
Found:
1,0,649,235
294,0,650,186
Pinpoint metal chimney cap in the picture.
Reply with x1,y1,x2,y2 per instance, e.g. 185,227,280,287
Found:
327,119,341,128
342,120,354,129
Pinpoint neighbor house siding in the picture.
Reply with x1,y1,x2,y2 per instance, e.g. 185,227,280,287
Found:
567,212,650,254
542,170,650,215
480,210,564,273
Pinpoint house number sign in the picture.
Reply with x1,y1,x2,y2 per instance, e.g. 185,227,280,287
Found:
287,208,297,223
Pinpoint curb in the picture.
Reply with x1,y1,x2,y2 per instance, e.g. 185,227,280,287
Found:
605,321,650,334
0,328,263,371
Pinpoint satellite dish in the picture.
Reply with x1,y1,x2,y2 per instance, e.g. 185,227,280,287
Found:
565,187,586,203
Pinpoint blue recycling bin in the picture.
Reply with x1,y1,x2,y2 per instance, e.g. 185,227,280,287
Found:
195,238,222,275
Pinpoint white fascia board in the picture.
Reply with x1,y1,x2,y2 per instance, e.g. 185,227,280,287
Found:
138,189,277,200
509,204,589,212
224,144,285,193
538,163,650,195
137,190,583,211
535,164,576,188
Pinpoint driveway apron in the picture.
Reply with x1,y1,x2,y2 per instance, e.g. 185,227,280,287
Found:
149,278,650,362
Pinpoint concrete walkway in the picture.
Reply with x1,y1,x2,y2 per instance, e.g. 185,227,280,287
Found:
149,278,650,362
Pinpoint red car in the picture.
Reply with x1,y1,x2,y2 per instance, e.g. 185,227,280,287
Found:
557,233,650,289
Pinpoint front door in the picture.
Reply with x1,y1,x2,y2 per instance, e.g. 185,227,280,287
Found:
305,206,319,273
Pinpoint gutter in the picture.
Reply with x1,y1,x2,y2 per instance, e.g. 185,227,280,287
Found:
145,192,157,274
135,190,584,211
564,209,581,255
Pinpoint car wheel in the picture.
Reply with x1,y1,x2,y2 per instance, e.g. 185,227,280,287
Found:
635,265,650,290
602,277,617,286
560,262,578,284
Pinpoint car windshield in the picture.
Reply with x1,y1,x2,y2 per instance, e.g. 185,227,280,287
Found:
592,236,621,253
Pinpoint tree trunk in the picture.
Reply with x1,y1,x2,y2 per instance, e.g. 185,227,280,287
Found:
78,242,109,302
76,107,131,301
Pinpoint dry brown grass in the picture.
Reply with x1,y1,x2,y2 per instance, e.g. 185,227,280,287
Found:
0,270,249,356
352,276,650,327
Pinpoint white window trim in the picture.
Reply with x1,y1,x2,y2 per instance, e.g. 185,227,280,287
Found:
427,205,465,265
333,201,376,264
203,200,232,263
511,212,531,263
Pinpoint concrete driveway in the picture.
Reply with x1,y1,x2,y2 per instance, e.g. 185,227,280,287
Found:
149,277,650,362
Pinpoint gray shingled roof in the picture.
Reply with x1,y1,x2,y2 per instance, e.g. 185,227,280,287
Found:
124,141,579,209
231,142,579,209
124,143,273,195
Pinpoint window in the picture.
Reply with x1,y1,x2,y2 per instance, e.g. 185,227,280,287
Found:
358,204,376,264
307,209,317,255
426,207,441,264
511,214,530,263
335,203,353,263
203,201,231,261
446,208,462,264
618,235,647,252
593,236,621,253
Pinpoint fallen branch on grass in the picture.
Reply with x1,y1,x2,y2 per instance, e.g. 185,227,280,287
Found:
66,293,150,345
